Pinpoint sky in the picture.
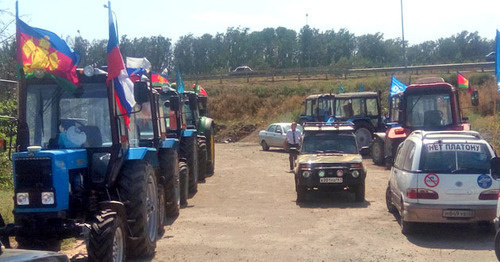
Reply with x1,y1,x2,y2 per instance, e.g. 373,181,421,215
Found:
1,0,500,45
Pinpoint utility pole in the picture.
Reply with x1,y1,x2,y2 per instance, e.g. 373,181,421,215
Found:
306,13,308,26
400,0,407,68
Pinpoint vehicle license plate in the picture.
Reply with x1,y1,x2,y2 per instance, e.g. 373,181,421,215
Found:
442,210,474,218
320,177,343,183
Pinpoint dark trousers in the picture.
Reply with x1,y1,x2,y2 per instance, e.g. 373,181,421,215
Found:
287,143,299,170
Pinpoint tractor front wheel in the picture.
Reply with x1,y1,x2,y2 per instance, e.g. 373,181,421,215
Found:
87,209,126,262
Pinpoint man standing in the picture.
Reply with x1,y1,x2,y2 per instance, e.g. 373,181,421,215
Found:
284,122,302,171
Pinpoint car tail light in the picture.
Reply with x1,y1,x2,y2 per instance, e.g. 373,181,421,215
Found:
478,189,500,200
406,188,438,199
388,127,407,139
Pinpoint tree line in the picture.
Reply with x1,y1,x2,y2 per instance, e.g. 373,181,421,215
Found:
0,25,495,80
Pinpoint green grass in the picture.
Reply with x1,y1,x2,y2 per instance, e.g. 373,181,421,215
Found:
0,189,13,224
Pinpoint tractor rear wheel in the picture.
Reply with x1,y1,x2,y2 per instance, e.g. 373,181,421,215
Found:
354,122,374,152
206,125,215,176
179,161,189,207
160,150,180,218
181,137,199,195
371,137,385,166
87,209,126,262
198,140,208,182
118,161,159,258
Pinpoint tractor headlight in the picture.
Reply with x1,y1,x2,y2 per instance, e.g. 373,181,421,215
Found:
352,170,360,178
41,192,55,205
302,171,311,178
318,170,325,177
16,193,29,205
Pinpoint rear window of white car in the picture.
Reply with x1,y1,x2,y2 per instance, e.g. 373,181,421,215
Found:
419,143,491,174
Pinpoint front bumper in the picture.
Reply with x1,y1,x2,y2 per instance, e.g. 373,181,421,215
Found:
295,170,365,190
403,202,496,223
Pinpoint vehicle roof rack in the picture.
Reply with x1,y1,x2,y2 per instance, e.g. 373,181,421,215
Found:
303,122,355,131
414,130,482,140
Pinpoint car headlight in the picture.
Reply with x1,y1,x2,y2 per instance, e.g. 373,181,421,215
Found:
302,171,311,178
41,192,55,205
352,170,360,178
16,193,29,205
318,170,325,177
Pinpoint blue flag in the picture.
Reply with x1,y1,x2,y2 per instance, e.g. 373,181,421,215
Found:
496,29,500,92
390,77,407,97
339,85,345,93
176,69,185,94
359,83,364,92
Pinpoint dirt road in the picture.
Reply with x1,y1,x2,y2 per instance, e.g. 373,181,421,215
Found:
131,142,496,261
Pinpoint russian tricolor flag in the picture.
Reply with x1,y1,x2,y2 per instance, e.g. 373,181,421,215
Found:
106,1,135,128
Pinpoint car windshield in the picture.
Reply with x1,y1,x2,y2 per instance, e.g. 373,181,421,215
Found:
406,93,453,127
26,83,111,148
420,143,491,173
302,133,357,154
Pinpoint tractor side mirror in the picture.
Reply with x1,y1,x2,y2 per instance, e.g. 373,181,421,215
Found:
134,82,149,104
471,90,479,106
0,138,6,153
491,157,500,179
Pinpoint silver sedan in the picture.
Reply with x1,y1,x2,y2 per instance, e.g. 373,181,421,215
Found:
259,123,303,151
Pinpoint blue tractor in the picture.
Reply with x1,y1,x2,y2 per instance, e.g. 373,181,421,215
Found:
300,91,384,152
0,68,179,261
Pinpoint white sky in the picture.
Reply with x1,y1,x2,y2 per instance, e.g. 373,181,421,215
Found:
1,0,500,45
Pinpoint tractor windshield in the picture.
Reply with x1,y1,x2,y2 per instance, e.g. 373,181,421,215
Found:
335,97,378,119
26,83,111,149
406,93,453,128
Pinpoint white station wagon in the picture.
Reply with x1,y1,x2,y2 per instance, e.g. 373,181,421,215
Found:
385,130,499,234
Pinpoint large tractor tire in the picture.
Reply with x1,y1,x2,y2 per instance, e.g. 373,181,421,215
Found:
353,121,374,152
206,125,216,176
118,161,159,258
179,161,189,207
181,137,199,195
15,236,62,251
159,150,180,218
371,136,385,166
198,140,208,182
157,185,166,236
87,209,126,262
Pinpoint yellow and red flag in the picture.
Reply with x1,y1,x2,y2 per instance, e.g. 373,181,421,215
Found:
16,18,80,91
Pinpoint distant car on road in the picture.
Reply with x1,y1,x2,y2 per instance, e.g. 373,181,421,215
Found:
386,130,499,234
232,65,253,72
259,123,303,151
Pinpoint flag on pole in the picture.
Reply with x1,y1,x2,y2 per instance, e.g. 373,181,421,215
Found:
339,85,345,93
16,15,79,91
359,83,364,92
457,72,472,94
193,84,208,96
106,1,135,128
151,72,169,87
176,69,185,93
390,77,407,97
496,29,500,92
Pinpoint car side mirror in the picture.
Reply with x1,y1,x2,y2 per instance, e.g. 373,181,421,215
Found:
491,157,500,179
471,90,479,106
134,82,149,104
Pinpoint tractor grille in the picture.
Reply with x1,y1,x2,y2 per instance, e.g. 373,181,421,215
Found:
15,158,53,190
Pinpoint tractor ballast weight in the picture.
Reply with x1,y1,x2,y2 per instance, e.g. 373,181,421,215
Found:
0,69,178,260
370,79,470,167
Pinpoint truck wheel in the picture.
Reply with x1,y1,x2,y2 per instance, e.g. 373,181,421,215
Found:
87,209,126,262
261,140,269,151
198,140,208,182
160,151,180,218
495,229,500,260
354,183,365,202
181,137,199,195
15,236,62,251
118,161,158,258
371,137,385,165
157,185,166,235
296,186,307,203
179,161,189,207
386,186,397,214
206,125,215,176
354,122,373,151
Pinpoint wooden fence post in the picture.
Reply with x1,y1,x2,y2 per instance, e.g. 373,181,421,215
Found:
298,73,301,82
